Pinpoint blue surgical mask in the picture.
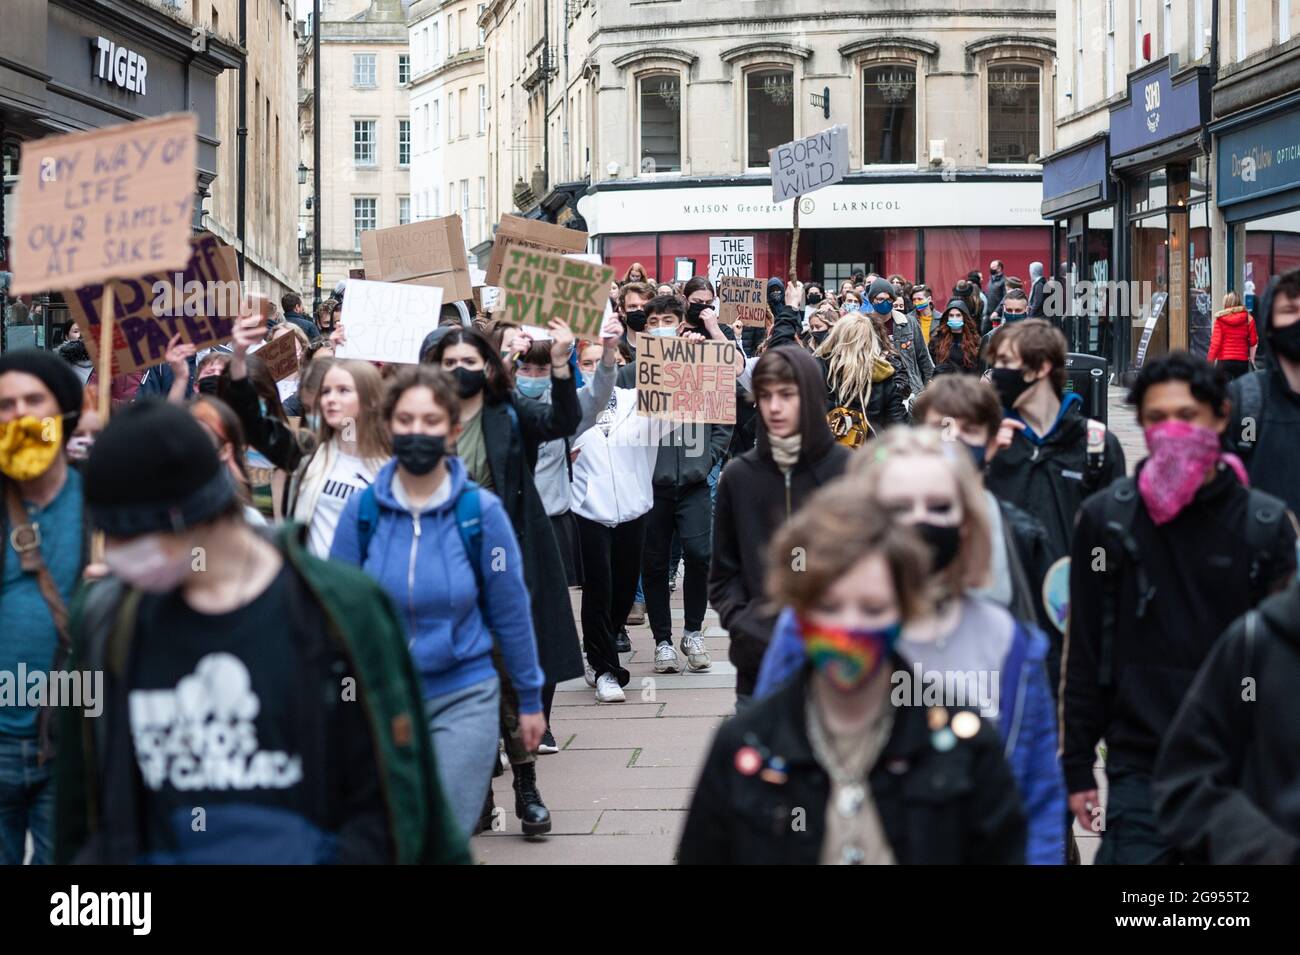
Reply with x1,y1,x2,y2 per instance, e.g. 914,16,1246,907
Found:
947,317,964,331
872,300,893,315
650,326,677,338
305,413,322,431
515,375,550,398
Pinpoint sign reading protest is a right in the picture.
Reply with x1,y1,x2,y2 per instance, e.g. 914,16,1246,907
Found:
334,279,443,364
498,246,613,338
485,215,589,286
717,276,767,326
769,125,850,203
9,112,198,295
635,333,739,425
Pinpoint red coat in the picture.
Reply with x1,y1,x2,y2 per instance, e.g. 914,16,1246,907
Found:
1207,306,1257,362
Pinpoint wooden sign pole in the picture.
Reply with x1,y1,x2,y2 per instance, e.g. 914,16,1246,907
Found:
96,285,114,423
789,200,801,282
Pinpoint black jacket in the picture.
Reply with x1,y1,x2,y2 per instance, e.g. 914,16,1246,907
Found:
652,422,732,490
1062,466,1296,794
1153,582,1300,864
709,347,850,696
815,353,908,434
225,375,305,473
1028,277,1047,318
987,271,1006,317
286,312,322,342
480,377,585,685
984,396,1126,560
677,662,1027,864
998,498,1056,635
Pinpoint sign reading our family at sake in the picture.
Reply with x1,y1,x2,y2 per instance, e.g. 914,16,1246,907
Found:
769,125,850,204
498,246,614,338
635,333,739,424
9,112,198,295
335,279,443,364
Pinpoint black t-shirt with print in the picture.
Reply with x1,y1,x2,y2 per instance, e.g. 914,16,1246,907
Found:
127,565,328,863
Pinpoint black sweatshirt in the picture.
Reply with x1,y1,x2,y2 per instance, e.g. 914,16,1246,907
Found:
1062,465,1296,793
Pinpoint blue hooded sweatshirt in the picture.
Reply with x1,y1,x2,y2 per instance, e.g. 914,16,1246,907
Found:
331,456,544,713
754,606,1065,865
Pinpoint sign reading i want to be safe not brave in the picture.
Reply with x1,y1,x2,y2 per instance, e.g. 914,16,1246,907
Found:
9,112,198,295
635,333,740,425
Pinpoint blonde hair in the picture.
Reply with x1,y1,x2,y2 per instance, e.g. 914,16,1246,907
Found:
815,314,885,414
1222,291,1241,309
846,427,992,594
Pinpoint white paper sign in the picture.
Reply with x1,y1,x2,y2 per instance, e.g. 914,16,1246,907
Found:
708,236,755,287
336,279,443,364
769,125,850,203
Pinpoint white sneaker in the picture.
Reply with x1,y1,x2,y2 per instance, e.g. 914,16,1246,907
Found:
681,631,712,671
595,673,625,703
654,643,682,673
584,660,597,688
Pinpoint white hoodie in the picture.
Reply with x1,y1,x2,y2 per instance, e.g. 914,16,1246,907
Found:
569,387,676,527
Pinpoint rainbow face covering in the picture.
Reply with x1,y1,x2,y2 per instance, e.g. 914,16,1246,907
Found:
798,617,901,692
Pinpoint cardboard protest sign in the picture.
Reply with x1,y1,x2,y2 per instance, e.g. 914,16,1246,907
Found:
769,125,849,203
62,232,240,377
718,276,768,326
498,246,613,338
10,113,198,295
349,268,367,280
709,237,754,287
635,333,740,424
485,214,588,286
360,215,471,302
334,279,442,364
251,331,300,382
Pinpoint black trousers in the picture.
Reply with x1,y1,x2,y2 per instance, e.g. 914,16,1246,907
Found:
1215,359,1251,380
576,513,646,687
643,482,712,644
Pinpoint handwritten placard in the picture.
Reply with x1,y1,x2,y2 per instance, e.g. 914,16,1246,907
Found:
10,113,198,294
62,232,240,376
499,247,614,338
252,331,300,382
709,237,754,287
335,279,443,364
769,125,849,204
360,215,471,302
718,276,768,327
485,215,588,286
635,333,739,424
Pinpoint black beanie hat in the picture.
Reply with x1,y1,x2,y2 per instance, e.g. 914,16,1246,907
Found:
0,348,84,440
84,399,235,538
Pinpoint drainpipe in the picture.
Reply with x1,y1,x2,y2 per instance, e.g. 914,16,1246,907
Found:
237,0,248,279
313,0,322,308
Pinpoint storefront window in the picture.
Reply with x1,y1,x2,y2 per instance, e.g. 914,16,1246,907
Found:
639,75,681,174
601,234,657,285
746,70,794,169
1130,212,1170,366
1128,168,1168,216
921,227,1052,305
1188,201,1212,357
987,65,1041,163
863,65,916,164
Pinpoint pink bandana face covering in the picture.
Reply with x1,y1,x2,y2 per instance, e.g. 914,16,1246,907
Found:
1138,420,1247,525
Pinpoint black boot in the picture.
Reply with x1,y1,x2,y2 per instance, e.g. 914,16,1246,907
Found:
477,786,496,834
511,762,552,837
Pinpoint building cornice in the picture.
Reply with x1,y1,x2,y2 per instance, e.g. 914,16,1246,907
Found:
838,37,938,60
611,48,698,70
720,42,812,64
965,34,1056,58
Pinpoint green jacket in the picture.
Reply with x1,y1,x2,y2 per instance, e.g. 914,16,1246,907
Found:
54,524,471,865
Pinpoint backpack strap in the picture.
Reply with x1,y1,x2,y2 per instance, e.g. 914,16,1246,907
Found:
1234,370,1266,458
1098,478,1151,688
454,481,489,621
355,484,381,564
1242,489,1284,597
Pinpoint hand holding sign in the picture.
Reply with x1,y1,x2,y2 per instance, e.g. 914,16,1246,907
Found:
548,318,575,365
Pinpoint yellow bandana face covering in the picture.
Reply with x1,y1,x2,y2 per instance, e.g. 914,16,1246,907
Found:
0,414,63,481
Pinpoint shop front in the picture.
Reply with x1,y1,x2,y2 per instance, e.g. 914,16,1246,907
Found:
1,0,239,352
1212,90,1300,303
1109,55,1214,374
579,176,1051,299
1040,133,1115,360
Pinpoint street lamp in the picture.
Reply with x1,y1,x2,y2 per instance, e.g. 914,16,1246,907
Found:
298,162,309,185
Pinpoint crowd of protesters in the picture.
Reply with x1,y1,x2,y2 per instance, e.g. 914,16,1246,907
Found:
2,251,1299,867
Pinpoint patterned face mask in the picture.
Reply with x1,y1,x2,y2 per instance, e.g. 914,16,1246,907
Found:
798,617,901,692
0,414,63,481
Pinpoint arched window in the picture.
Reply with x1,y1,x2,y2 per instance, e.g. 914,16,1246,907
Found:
863,65,916,164
639,73,681,173
745,68,794,168
988,64,1042,163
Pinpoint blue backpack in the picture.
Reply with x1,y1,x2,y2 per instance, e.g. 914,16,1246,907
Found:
353,479,489,618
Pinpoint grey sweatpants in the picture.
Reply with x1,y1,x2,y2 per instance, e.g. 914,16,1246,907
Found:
424,674,502,841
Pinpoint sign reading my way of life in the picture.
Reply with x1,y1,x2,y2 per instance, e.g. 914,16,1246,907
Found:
335,279,444,365
62,232,240,377
9,112,198,295
635,333,740,425
498,246,614,338
769,125,850,204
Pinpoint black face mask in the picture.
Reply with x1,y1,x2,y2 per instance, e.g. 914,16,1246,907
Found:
811,330,829,346
964,441,988,471
1269,321,1300,362
686,301,708,328
624,309,647,333
807,292,824,306
990,366,1035,412
392,433,448,476
452,367,487,399
916,522,962,572
196,376,221,396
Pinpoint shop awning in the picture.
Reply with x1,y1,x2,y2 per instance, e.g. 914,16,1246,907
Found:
1040,134,1111,218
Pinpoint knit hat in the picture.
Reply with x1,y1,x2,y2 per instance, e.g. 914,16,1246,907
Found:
867,277,895,302
0,348,84,440
84,399,235,538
